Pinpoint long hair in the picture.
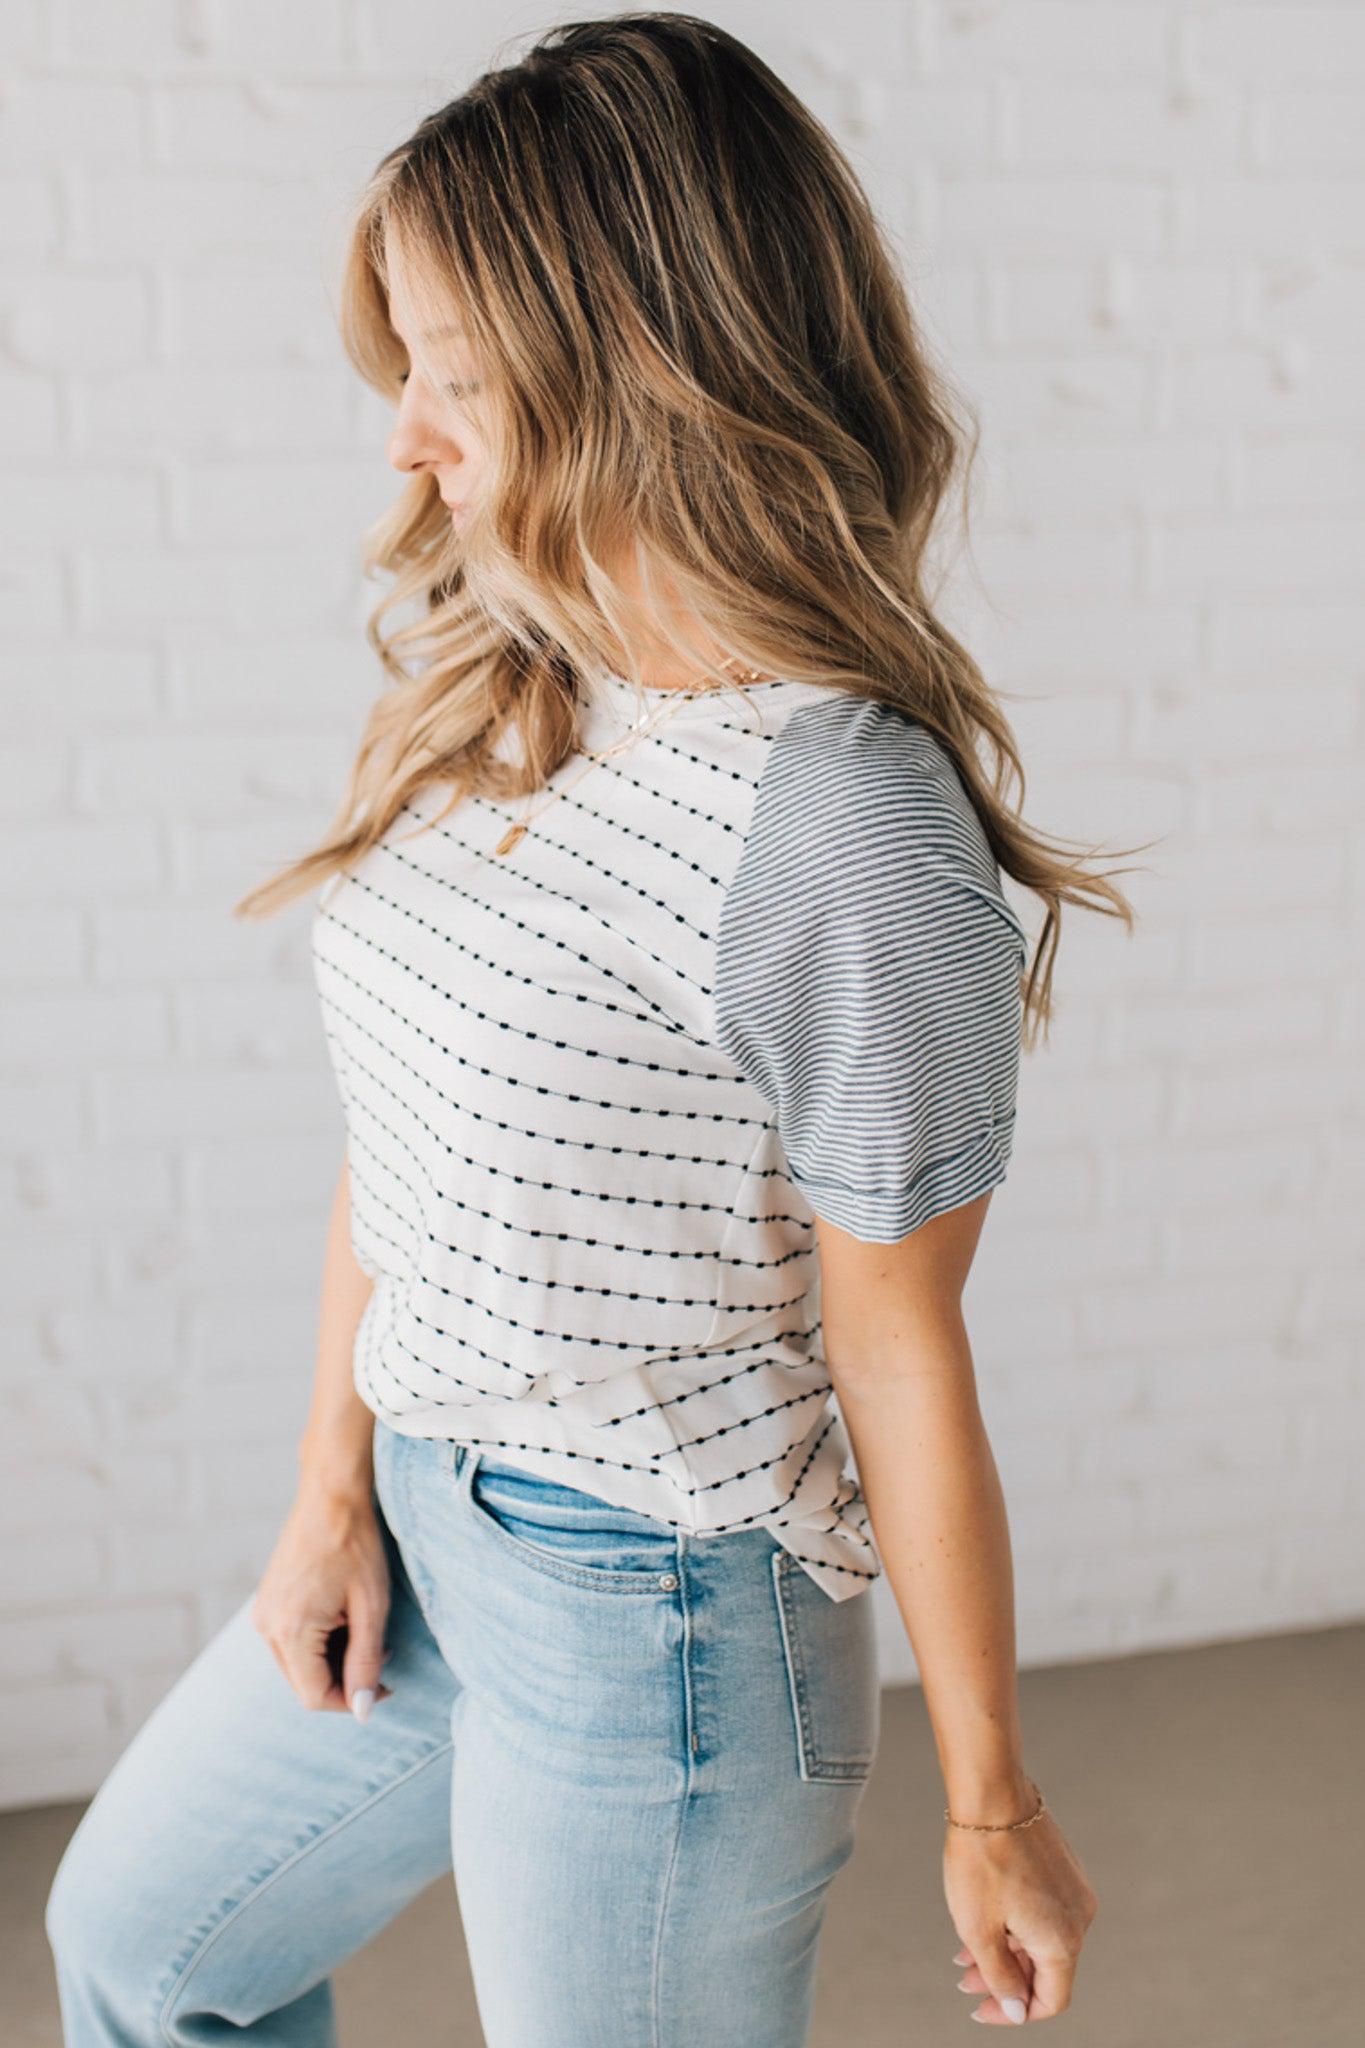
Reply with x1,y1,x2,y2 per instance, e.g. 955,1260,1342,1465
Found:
232,10,1148,1051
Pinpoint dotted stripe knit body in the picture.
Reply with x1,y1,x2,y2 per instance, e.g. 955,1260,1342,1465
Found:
311,671,1028,1601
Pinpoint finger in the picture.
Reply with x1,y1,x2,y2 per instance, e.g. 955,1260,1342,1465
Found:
959,1958,1033,1999
955,1945,1033,1984
1004,1941,1035,1988
970,1937,1033,2028
1019,1952,1074,2021
341,1594,391,1719
262,1636,296,1697
279,1630,347,1713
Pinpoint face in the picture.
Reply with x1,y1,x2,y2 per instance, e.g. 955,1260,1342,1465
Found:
382,222,490,526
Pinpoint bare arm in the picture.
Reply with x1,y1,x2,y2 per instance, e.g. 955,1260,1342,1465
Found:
251,1151,392,1720
823,1193,1026,1817
818,1194,1097,2027
297,1150,378,1497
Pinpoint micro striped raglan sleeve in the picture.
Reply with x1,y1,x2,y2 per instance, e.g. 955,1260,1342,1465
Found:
714,694,1028,1244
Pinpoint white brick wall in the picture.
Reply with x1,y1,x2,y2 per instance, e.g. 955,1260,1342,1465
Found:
2,0,1362,1807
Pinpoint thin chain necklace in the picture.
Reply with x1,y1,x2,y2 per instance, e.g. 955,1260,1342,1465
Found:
490,655,768,857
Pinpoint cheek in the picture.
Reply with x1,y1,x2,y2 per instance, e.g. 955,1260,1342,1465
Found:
460,436,495,497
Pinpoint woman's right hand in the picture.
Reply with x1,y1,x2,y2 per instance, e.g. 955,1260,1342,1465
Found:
251,1480,393,1719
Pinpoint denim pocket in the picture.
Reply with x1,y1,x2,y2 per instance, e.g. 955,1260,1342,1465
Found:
771,1549,880,1783
463,1454,682,1593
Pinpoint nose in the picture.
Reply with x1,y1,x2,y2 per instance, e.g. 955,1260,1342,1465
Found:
386,394,466,481
387,422,452,478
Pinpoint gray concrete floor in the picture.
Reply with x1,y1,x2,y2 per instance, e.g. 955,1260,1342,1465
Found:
2,1621,1359,2047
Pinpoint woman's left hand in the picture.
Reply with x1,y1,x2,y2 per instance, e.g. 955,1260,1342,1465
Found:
942,1794,1098,2025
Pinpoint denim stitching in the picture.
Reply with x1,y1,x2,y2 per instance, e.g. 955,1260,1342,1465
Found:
463,1459,681,1594
771,1552,872,1784
650,1553,695,2046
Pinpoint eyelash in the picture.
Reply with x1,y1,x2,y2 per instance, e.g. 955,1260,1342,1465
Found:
397,370,477,402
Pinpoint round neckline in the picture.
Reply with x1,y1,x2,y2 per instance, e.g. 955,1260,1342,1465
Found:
583,669,827,731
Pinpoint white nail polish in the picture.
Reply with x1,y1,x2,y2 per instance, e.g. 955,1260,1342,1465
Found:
1002,1995,1028,2024
351,1688,376,1724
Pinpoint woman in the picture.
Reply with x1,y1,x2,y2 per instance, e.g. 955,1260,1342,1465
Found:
46,14,1129,2044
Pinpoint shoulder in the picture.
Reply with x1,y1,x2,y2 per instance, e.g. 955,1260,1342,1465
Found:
714,694,1028,1240
727,691,1024,950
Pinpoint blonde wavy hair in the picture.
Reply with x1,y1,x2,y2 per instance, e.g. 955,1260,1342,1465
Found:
232,10,1147,1051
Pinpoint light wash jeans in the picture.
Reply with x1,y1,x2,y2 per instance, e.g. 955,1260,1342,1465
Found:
46,1422,880,2048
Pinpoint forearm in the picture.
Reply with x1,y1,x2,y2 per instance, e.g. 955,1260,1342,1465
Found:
298,1150,377,1500
833,1324,1029,1820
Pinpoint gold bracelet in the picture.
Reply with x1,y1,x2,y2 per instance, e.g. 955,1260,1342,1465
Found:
944,1779,1047,1832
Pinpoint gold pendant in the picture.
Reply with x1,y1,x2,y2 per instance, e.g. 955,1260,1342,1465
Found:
493,821,528,855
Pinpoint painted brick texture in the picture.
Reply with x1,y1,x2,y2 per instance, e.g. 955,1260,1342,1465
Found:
2,1,1362,1805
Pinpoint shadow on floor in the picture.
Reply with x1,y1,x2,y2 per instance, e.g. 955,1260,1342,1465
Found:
3,1621,1359,2047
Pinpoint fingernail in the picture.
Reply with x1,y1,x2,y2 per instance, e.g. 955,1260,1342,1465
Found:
351,1688,376,1724
970,2011,986,2024
1002,1995,1028,2024
957,1977,974,1992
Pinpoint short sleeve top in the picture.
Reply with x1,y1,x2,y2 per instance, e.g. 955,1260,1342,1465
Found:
310,674,1027,1601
